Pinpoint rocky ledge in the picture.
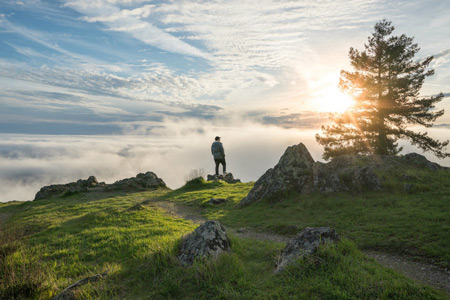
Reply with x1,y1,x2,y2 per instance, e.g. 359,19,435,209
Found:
207,173,241,184
34,171,166,201
240,142,447,207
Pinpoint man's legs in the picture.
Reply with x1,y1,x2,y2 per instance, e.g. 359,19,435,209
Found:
222,158,226,174
214,159,220,176
214,158,226,175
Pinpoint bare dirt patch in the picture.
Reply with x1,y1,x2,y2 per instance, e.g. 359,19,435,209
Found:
365,251,450,294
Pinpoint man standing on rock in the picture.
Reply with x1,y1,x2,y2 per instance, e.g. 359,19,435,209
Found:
211,136,226,176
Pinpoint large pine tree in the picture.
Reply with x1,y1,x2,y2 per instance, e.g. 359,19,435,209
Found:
316,20,449,159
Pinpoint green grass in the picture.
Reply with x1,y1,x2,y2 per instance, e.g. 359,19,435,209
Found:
166,170,450,268
0,171,449,299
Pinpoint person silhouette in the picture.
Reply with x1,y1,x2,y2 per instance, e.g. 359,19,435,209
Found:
211,136,226,176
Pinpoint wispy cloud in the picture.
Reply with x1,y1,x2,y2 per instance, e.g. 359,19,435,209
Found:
64,0,211,60
432,48,450,69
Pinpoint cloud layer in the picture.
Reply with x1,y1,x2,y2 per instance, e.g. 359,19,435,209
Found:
1,123,449,202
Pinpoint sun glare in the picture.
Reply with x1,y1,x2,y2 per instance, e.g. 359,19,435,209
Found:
316,87,355,113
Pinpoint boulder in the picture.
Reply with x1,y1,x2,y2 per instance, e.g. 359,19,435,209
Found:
276,227,339,273
209,198,227,205
206,173,241,184
402,153,443,170
353,166,381,190
207,174,219,181
240,143,315,206
34,176,99,201
239,143,397,206
86,176,98,187
106,172,166,191
34,185,70,201
178,220,231,266
223,173,241,184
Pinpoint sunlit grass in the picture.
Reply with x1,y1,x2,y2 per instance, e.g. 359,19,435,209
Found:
0,171,448,299
164,170,450,268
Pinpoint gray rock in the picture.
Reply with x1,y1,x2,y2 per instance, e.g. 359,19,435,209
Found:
239,143,402,206
312,156,381,193
178,220,231,266
34,172,166,201
352,166,381,191
402,153,443,170
34,176,99,200
207,173,241,184
86,176,98,187
276,227,339,273
223,173,241,184
105,171,166,191
240,143,315,206
207,174,219,181
209,198,228,205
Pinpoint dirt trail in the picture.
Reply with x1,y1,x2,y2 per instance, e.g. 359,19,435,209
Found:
365,251,450,294
144,198,450,294
143,198,289,243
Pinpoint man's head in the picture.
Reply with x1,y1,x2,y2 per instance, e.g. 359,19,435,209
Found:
215,136,221,141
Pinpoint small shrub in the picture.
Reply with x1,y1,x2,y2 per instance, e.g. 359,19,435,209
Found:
183,177,207,189
184,169,207,183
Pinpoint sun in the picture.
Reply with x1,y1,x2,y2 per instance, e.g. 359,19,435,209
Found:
315,86,355,113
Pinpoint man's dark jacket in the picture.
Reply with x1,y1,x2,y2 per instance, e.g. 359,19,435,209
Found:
211,141,225,160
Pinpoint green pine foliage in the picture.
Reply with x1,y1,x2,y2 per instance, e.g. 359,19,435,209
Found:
316,19,449,159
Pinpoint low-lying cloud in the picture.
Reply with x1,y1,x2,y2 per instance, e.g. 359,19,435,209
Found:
0,124,318,202
1,123,449,202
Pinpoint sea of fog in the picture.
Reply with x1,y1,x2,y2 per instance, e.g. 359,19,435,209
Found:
1,125,449,202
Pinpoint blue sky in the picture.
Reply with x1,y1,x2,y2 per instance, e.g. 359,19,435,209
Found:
1,0,449,135
1,0,450,201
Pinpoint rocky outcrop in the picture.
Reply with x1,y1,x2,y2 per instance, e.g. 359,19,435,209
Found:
34,176,102,201
207,173,241,184
312,156,381,193
239,142,446,206
105,172,166,191
240,143,315,206
276,227,339,273
34,172,166,201
223,173,241,183
178,220,231,266
402,153,444,170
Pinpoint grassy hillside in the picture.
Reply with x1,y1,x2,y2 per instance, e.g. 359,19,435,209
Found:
168,169,450,268
0,172,449,299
